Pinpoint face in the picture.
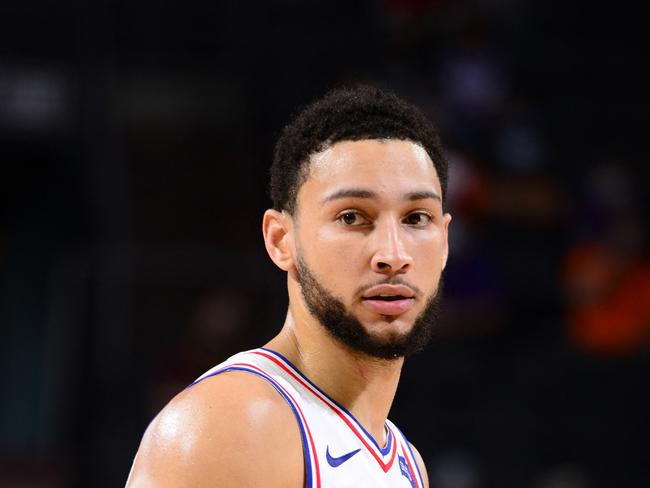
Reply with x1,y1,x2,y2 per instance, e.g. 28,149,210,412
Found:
287,138,451,359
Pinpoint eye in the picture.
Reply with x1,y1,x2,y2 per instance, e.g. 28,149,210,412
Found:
338,211,370,226
404,211,432,226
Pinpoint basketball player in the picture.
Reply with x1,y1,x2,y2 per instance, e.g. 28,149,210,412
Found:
126,85,451,487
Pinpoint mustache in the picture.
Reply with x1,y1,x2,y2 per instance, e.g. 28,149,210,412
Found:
355,277,422,298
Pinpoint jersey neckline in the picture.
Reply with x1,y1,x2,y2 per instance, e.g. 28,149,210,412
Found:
258,347,394,457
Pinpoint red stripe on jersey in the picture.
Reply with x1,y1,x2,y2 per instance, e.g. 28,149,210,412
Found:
252,351,397,473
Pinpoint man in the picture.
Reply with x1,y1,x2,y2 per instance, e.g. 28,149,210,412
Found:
127,85,451,487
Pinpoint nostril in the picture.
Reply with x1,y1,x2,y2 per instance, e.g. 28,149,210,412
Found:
376,262,389,269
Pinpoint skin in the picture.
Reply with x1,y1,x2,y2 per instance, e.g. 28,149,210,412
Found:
127,139,450,487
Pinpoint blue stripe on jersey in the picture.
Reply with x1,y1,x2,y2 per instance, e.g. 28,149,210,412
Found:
189,365,314,488
260,347,393,456
391,423,424,488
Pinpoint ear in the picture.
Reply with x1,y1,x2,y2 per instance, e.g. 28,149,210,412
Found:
262,209,295,271
441,212,452,270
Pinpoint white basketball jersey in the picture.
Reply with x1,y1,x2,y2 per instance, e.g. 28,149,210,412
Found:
191,347,425,488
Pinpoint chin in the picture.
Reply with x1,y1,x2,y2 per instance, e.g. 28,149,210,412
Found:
362,314,415,335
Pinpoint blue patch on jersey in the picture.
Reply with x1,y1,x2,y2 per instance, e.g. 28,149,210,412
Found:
398,455,416,487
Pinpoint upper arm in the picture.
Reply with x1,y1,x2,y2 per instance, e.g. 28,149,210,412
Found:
409,442,430,488
126,371,304,487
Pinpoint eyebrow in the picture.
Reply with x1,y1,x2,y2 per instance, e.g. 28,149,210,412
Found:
405,190,441,202
321,188,441,204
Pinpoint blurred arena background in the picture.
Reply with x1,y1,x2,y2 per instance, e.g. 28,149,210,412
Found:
1,1,648,486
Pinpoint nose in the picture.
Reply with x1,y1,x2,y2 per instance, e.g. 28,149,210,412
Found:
370,218,413,275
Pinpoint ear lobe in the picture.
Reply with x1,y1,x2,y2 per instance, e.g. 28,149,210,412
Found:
262,209,295,271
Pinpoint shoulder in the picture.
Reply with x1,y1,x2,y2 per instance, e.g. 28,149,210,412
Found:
126,370,304,487
409,442,430,488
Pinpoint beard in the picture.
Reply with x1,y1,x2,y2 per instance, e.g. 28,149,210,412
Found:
295,256,442,360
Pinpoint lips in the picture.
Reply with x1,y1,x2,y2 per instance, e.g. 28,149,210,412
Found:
361,284,416,316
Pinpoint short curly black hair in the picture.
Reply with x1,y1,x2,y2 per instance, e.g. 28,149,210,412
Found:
270,85,447,214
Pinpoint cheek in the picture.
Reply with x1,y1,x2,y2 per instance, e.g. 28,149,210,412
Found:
310,229,366,283
321,239,364,265
315,226,361,255
415,233,447,273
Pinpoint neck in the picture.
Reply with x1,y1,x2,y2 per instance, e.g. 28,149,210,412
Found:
265,308,404,447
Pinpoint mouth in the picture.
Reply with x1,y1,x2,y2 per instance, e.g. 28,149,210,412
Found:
360,284,417,316
361,296,415,316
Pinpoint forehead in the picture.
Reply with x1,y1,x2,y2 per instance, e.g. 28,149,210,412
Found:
299,139,441,201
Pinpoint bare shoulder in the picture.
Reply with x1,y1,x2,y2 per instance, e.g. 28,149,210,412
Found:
126,371,304,487
409,442,430,488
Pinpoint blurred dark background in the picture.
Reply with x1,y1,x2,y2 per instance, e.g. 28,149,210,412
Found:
1,1,648,487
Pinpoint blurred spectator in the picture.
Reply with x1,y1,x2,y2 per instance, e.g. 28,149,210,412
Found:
564,163,649,356
440,148,508,337
564,242,650,356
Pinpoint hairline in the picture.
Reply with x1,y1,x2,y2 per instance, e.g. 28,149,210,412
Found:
284,136,442,216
